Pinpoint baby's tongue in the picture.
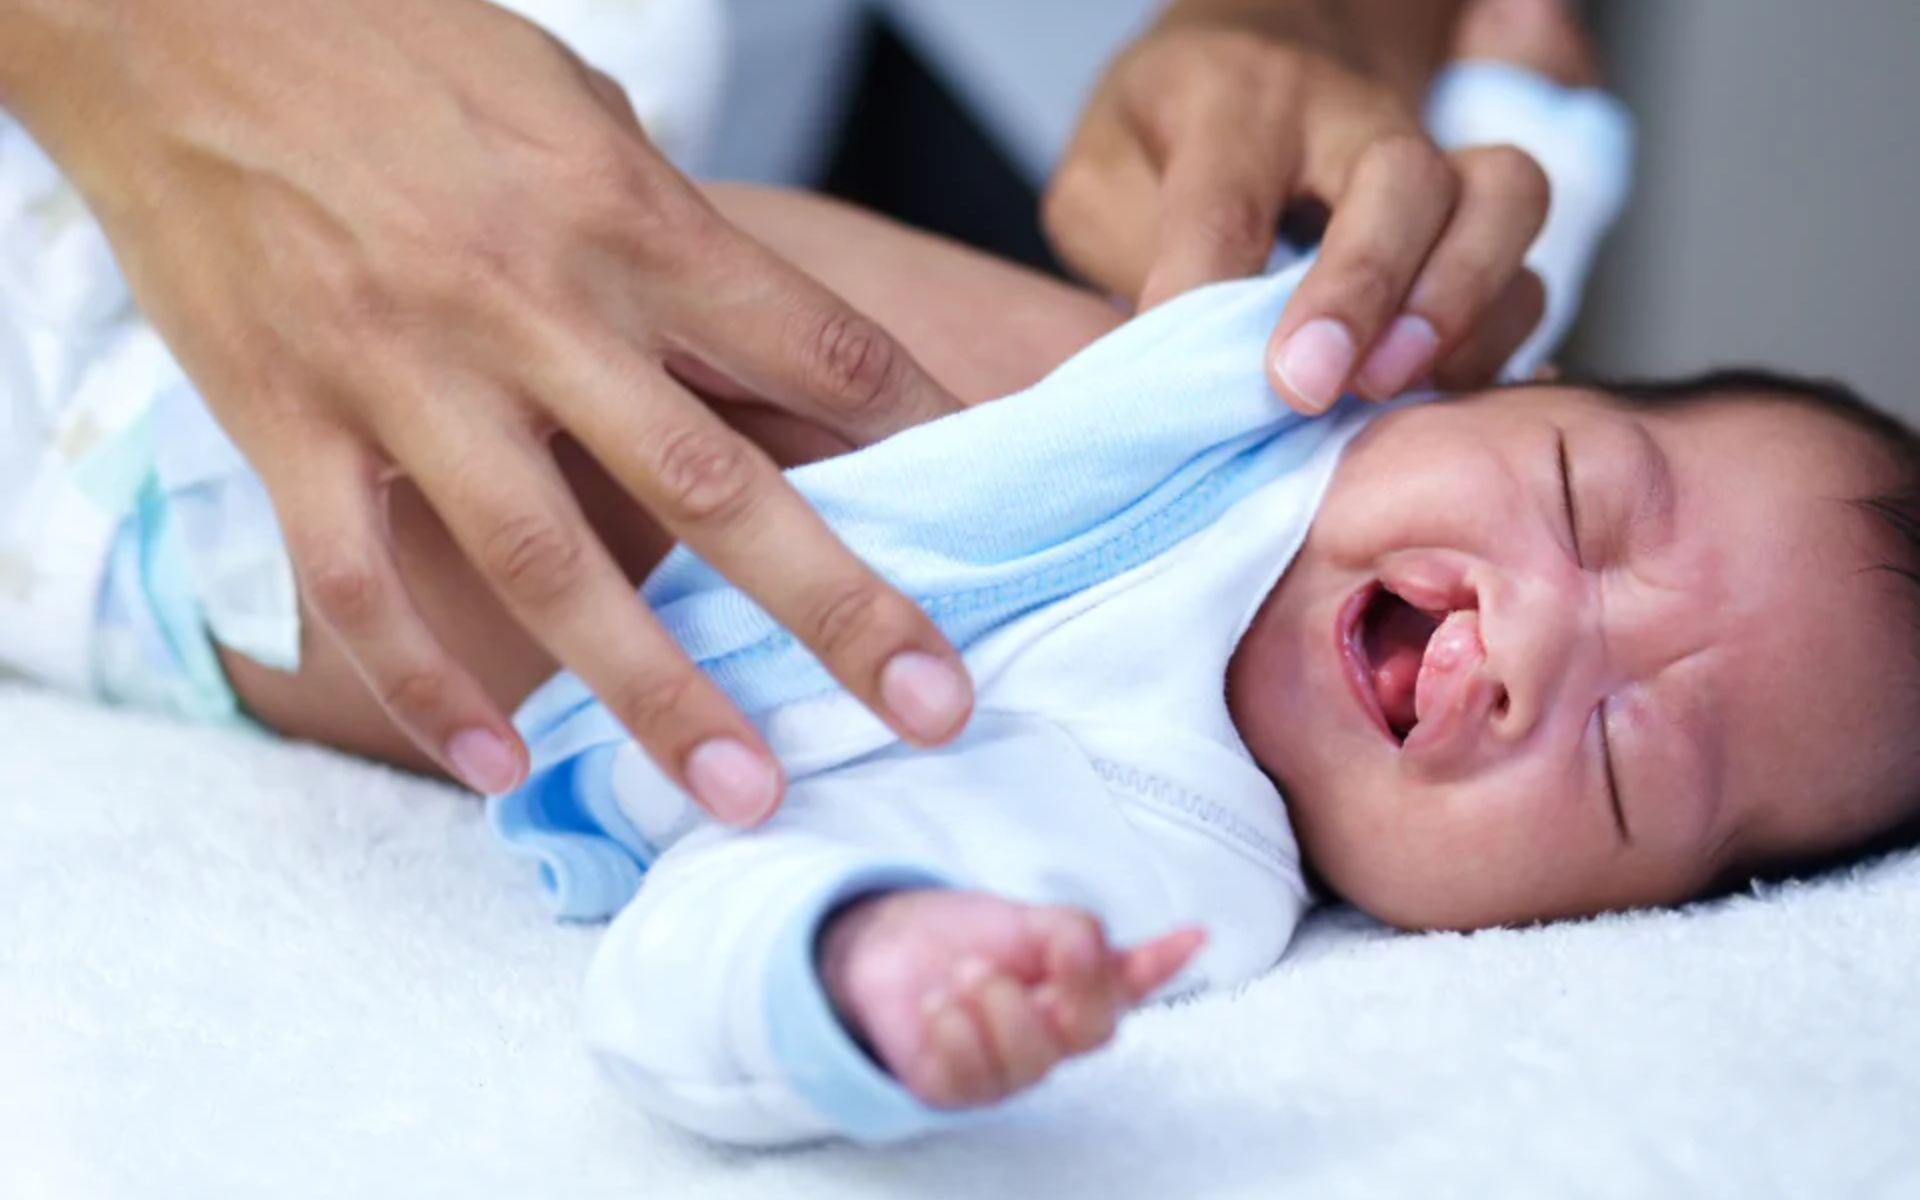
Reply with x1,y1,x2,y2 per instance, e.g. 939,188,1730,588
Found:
1367,598,1436,735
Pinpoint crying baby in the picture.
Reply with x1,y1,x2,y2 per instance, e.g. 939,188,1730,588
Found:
496,350,1920,1147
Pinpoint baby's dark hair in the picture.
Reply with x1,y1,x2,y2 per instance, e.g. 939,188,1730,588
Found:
1589,367,1920,887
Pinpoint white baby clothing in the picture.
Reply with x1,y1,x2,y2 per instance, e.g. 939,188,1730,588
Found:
0,31,1633,1150
498,64,1632,1146
519,373,1373,1144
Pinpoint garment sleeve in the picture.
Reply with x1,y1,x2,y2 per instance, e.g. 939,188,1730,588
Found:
578,710,1220,1147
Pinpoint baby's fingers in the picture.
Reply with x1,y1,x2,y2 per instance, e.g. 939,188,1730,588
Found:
912,996,1001,1110
1029,910,1122,1053
960,958,1064,1096
1117,926,1207,1004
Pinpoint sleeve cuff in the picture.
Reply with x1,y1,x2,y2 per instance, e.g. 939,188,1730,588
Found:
762,863,971,1144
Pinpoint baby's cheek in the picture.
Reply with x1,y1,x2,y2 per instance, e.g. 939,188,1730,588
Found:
1339,777,1576,930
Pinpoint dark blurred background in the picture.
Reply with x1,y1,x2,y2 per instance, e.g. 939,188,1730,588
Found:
704,0,1919,419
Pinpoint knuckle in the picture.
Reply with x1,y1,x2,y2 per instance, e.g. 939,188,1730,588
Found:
1041,169,1094,238
585,67,639,121
1331,248,1402,319
808,582,894,660
1064,911,1104,947
1361,132,1452,198
476,512,586,604
797,307,901,421
302,549,384,632
610,669,703,739
377,667,451,720
1415,266,1493,339
650,426,760,526
1040,168,1120,282
425,225,543,314
1470,144,1552,213
1200,29,1288,82
556,135,698,258
559,134,651,209
307,255,395,338
1186,192,1272,260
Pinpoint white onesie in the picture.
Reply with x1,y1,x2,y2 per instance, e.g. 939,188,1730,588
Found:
549,400,1370,1145
501,63,1634,1147
0,34,1631,1148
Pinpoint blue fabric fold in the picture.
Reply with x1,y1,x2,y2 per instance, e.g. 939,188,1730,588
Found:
499,260,1361,919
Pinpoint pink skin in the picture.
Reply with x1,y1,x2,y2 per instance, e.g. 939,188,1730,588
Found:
817,385,1919,1110
818,891,1203,1109
1230,385,1918,931
810,0,1652,1115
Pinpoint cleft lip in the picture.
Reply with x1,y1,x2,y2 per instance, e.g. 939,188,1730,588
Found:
1376,565,1479,620
1340,567,1488,754
1402,608,1495,768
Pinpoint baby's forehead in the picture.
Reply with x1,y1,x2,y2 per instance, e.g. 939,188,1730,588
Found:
1607,385,1883,457
1658,395,1916,866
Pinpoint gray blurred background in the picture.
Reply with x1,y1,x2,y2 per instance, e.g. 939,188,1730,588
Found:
1577,1,1918,416
709,0,1920,420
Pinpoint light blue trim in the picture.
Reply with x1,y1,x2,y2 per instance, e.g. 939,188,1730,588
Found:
763,865,968,1144
488,742,655,922
500,264,1352,918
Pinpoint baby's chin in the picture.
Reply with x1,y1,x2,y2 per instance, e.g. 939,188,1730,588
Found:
1303,831,1715,933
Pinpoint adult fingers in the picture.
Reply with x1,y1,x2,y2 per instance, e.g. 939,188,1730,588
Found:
1352,145,1551,399
669,225,964,448
534,337,973,751
1135,120,1294,310
1134,61,1300,310
1433,269,1548,391
1042,108,1163,301
1269,124,1460,414
272,432,526,795
391,399,782,824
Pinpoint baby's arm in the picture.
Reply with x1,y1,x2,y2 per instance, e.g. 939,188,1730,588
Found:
816,888,1200,1109
580,713,1225,1145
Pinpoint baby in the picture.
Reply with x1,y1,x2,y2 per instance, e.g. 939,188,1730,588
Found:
3,0,1915,1150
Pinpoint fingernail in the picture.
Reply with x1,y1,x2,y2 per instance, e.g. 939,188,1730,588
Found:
1273,318,1356,414
880,651,970,742
685,738,779,825
1354,314,1439,399
448,727,519,795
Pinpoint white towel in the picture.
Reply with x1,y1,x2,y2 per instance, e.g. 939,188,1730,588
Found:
2,682,1915,1198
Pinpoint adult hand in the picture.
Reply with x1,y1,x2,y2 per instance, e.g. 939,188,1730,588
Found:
1,0,972,819
1045,0,1551,414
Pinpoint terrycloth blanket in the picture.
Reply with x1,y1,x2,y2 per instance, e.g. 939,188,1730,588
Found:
3,681,1914,1199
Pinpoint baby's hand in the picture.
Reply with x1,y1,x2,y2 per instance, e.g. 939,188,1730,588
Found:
817,889,1204,1109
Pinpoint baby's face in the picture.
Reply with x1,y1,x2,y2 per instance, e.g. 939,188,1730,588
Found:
1229,386,1913,930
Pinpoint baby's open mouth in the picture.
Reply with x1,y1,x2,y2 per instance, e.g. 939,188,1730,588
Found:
1359,588,1441,742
